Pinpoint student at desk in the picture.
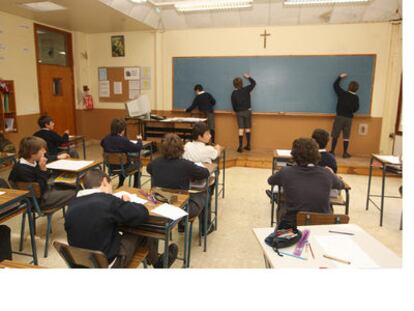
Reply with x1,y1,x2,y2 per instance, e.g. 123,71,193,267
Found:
65,169,177,268
101,118,142,188
147,133,210,232
267,138,345,225
185,84,217,143
312,128,337,173
8,137,76,211
183,122,223,233
33,115,79,162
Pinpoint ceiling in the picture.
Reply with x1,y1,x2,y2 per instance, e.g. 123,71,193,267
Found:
0,0,402,33
0,0,153,32
102,0,402,31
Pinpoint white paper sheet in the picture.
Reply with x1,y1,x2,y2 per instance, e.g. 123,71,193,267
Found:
161,117,207,123
315,235,379,268
375,155,401,165
276,149,292,157
151,203,188,221
99,81,110,97
113,81,123,95
113,191,147,205
46,160,94,171
124,67,140,80
0,191,5,195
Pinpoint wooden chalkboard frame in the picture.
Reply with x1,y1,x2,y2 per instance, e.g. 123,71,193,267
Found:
172,54,376,116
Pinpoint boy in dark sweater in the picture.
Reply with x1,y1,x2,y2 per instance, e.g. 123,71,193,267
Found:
65,169,177,268
268,138,345,225
147,133,210,231
330,73,360,158
186,84,217,143
312,128,337,173
33,115,79,162
231,73,256,153
101,118,142,188
8,136,76,211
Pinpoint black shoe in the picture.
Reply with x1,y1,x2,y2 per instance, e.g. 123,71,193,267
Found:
244,145,251,151
237,146,243,153
154,243,178,268
201,224,215,237
343,152,352,158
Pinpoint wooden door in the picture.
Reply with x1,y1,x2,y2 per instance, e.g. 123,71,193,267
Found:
34,24,76,134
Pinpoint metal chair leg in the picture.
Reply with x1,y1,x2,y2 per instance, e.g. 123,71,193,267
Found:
44,214,53,258
187,221,193,268
19,212,26,251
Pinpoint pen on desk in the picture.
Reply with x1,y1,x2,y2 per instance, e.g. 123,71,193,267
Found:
279,251,308,261
307,242,315,259
328,230,355,236
323,254,351,265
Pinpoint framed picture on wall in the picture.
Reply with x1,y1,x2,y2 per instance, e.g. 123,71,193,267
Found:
111,35,125,57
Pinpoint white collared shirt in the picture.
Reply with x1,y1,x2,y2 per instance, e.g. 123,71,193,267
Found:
76,188,104,198
183,141,218,164
19,158,37,168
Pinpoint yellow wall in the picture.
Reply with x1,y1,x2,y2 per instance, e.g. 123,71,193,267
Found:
159,23,402,152
0,11,40,115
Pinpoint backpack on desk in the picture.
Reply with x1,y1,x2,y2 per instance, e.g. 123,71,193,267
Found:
264,220,302,256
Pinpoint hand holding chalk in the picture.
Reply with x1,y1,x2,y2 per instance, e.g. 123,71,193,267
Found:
339,73,348,78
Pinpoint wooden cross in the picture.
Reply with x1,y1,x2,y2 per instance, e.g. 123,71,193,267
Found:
260,30,271,49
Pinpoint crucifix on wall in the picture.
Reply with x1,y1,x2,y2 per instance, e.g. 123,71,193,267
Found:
260,30,271,49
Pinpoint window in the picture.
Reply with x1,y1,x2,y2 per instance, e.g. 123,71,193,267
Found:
52,78,62,96
36,27,68,66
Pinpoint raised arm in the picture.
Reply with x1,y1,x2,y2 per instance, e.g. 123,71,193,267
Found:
333,73,347,96
244,73,256,93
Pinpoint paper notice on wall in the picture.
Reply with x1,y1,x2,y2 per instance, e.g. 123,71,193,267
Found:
124,67,140,80
98,67,107,81
141,66,151,79
113,81,123,95
99,80,110,97
141,79,151,90
129,89,140,100
128,80,140,90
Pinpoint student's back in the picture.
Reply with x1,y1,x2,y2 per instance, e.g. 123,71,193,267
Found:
34,128,68,157
65,192,148,261
319,151,337,173
101,134,141,153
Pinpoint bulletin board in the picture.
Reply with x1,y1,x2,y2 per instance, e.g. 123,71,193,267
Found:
98,66,141,102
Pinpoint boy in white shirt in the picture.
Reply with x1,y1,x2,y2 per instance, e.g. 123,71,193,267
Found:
183,122,223,234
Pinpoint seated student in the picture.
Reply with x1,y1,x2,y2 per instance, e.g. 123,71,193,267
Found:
8,136,76,211
33,115,79,162
147,134,210,231
311,128,338,173
183,122,223,233
101,118,142,188
267,137,345,225
65,169,177,268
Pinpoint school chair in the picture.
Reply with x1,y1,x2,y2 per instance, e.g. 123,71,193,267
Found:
10,181,64,258
102,152,141,188
53,241,148,268
296,211,350,226
330,181,351,215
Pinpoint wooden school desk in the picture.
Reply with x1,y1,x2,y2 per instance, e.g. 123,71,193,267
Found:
253,224,401,269
46,159,102,186
0,260,45,269
117,186,190,268
366,154,402,226
0,188,38,265
0,152,16,166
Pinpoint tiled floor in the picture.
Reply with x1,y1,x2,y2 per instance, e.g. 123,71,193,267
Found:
1,143,402,268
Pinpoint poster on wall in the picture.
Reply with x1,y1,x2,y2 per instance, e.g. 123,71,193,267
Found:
141,79,151,90
113,81,123,95
111,35,125,57
98,67,108,81
99,81,110,97
141,66,151,79
124,67,140,80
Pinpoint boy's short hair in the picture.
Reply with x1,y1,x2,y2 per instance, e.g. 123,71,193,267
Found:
348,81,359,93
18,136,47,159
194,84,203,92
160,133,184,160
81,169,110,189
38,115,53,128
191,122,209,141
110,118,127,136
233,77,243,89
291,137,321,166
311,128,329,149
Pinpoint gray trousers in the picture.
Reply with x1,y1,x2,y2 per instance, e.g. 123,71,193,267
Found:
41,188,77,210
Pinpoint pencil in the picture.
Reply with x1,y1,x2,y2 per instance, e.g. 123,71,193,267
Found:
279,251,308,261
328,230,355,236
307,242,315,259
323,254,351,265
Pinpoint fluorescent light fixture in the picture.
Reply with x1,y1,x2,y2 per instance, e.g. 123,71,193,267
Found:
174,0,252,12
284,0,369,5
129,0,148,3
21,1,67,12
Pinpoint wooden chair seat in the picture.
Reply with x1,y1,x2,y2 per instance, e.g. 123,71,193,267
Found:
296,211,350,226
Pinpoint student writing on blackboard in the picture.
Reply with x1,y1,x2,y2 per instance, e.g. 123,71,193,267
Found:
185,84,216,143
330,73,360,158
231,73,256,153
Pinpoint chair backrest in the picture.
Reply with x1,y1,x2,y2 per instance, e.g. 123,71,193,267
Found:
13,181,42,199
0,177,10,189
296,211,350,226
53,241,109,268
103,152,128,166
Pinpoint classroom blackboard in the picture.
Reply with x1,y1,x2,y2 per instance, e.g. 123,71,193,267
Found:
173,55,375,114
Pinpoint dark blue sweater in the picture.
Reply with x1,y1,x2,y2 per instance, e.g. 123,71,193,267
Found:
319,151,337,173
101,134,142,154
334,77,359,118
186,92,216,113
231,77,256,112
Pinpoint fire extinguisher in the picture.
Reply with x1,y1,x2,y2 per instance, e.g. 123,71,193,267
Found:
82,85,94,110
